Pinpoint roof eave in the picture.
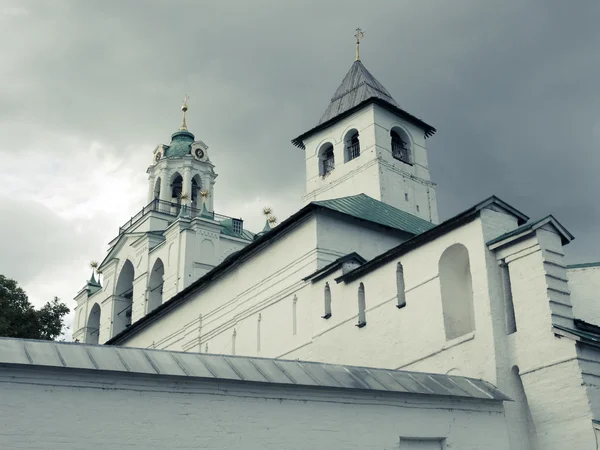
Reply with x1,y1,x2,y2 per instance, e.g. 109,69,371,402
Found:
487,215,573,251
302,252,367,283
292,98,436,150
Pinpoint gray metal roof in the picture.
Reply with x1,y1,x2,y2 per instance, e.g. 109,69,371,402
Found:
319,60,399,125
0,337,510,402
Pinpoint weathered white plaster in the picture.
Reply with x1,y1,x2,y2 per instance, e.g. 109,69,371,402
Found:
301,104,438,223
568,264,600,325
0,365,511,450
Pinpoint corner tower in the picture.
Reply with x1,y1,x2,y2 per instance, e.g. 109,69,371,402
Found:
147,96,217,214
292,43,438,223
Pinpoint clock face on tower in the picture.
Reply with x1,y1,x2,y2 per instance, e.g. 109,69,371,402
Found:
194,148,204,159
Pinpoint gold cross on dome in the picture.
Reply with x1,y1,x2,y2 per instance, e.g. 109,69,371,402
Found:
180,94,190,131
354,28,365,61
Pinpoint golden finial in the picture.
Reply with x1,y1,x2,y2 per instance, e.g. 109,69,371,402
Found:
354,28,364,61
178,192,189,201
200,189,210,199
180,94,190,131
263,207,273,216
267,215,277,225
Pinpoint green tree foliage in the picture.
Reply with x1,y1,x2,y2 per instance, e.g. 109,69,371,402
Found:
0,275,70,340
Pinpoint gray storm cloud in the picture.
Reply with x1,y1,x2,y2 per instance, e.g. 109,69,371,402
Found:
1,0,599,316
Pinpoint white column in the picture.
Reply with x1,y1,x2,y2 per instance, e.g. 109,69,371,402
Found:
147,175,155,203
159,170,170,203
183,167,192,206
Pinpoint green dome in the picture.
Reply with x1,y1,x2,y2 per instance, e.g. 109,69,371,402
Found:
164,130,195,158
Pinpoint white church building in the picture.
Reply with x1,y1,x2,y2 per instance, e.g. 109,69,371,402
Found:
63,46,600,449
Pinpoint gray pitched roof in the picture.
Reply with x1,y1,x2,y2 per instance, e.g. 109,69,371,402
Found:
292,61,436,148
0,337,510,402
319,60,400,125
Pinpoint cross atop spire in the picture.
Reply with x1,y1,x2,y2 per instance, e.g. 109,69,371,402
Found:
179,94,190,131
354,28,364,61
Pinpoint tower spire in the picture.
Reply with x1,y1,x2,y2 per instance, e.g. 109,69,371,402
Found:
354,28,364,61
179,94,190,131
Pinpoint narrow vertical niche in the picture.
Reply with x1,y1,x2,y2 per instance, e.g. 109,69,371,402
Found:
357,283,366,327
257,313,262,353
396,262,406,308
292,295,298,335
323,283,332,319
502,263,517,334
232,328,237,356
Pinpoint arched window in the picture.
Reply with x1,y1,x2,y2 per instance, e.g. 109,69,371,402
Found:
323,283,332,319
170,172,183,215
390,127,411,164
147,258,165,314
357,283,366,327
439,244,475,340
396,262,406,308
113,260,134,337
190,174,202,212
344,129,360,162
318,143,335,176
86,303,101,345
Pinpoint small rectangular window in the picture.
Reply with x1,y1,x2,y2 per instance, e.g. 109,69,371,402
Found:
400,438,445,449
232,219,243,235
405,193,409,201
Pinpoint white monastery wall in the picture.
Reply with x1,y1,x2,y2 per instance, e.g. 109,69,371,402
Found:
124,216,320,353
316,211,413,261
298,213,505,383
122,212,411,355
0,366,511,450
568,264,600,325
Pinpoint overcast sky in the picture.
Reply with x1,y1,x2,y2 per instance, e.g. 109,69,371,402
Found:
1,0,599,336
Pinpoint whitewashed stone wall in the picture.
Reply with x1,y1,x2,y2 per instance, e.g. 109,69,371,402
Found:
123,212,411,354
117,205,600,449
301,104,437,223
0,365,511,450
568,264,600,325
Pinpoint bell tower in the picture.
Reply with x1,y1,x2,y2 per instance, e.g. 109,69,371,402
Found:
147,95,217,214
292,31,439,223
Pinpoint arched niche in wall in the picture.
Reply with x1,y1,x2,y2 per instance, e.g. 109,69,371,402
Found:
112,259,134,337
439,243,475,340
86,303,101,345
199,239,215,265
147,258,165,314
